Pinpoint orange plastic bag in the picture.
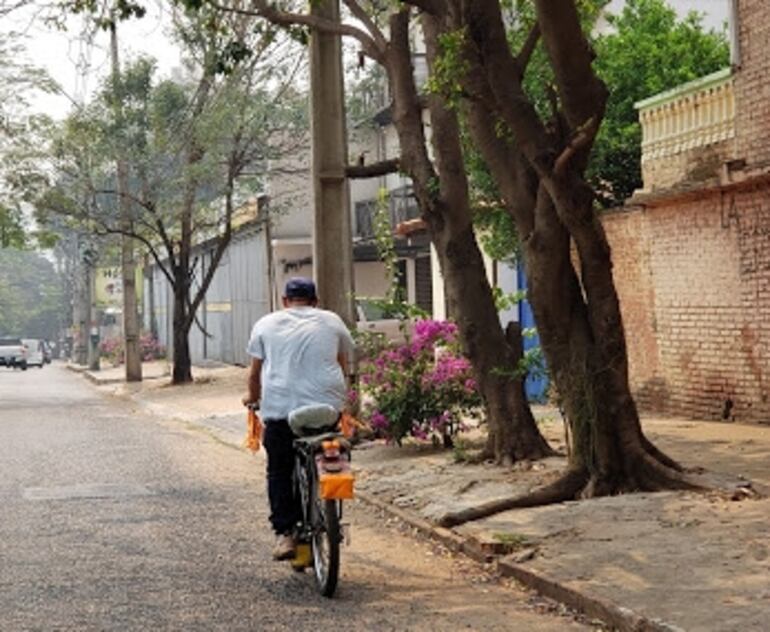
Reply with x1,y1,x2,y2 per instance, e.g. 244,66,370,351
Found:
243,408,263,452
339,412,368,438
319,472,355,500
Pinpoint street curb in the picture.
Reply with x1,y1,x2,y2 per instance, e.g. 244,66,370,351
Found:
356,491,493,565
64,361,170,385
496,561,684,632
356,490,684,632
88,375,681,632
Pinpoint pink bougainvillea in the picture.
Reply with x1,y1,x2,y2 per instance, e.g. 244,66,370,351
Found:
355,319,481,446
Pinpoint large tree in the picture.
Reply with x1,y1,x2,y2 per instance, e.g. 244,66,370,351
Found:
190,0,554,464
0,247,66,339
0,35,58,249
433,0,706,523
213,0,708,502
37,8,308,383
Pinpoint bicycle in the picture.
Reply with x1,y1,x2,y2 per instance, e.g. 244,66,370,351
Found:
287,404,354,598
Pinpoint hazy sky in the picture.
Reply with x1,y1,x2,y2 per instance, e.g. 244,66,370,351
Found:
4,0,731,122
3,1,181,120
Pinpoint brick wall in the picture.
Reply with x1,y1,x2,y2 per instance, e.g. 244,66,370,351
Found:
604,186,769,423
734,0,770,168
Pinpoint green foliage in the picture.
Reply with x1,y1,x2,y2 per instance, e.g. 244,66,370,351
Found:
346,62,387,124
424,28,469,108
0,248,66,339
590,0,730,206
0,36,59,249
0,206,27,249
372,188,402,304
492,287,527,312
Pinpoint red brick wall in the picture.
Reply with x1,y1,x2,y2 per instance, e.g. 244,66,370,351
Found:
602,211,663,410
734,0,770,168
604,186,770,423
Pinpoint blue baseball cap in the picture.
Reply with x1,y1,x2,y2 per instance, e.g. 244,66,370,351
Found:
284,277,317,300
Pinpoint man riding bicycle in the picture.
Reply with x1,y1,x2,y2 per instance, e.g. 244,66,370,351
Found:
243,277,354,561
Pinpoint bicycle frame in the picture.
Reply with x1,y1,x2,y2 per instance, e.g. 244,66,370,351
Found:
291,430,351,597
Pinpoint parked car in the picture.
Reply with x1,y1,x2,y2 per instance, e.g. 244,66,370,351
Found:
356,299,412,343
0,337,28,370
41,340,52,364
22,339,45,368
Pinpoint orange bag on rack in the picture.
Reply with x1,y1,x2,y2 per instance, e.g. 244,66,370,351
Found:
339,411,368,439
243,408,263,452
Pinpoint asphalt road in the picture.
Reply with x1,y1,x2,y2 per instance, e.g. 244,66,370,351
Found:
0,365,591,631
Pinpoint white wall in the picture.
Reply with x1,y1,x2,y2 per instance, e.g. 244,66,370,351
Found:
354,261,390,298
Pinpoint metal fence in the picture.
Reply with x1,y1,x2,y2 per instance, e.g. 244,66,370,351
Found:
144,222,271,366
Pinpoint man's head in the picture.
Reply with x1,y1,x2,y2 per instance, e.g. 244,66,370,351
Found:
282,277,318,307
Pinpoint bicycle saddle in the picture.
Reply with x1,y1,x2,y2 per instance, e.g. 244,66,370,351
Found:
288,404,340,437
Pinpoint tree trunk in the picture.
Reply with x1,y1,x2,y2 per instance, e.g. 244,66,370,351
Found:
172,281,193,384
453,0,700,505
383,10,553,464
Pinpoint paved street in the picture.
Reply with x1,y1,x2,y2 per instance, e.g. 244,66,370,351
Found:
0,365,591,631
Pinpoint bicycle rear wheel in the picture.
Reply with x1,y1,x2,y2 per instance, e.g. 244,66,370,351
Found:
312,498,341,597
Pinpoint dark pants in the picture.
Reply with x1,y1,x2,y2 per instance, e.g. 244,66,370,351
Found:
262,419,302,535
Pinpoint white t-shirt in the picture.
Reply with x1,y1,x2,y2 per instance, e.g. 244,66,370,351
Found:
246,306,355,420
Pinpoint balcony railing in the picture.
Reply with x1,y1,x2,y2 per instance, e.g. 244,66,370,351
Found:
355,186,421,239
635,68,735,190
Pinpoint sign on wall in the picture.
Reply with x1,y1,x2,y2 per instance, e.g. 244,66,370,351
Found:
94,267,143,309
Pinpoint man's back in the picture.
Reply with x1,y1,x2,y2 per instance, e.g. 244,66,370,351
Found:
247,306,353,420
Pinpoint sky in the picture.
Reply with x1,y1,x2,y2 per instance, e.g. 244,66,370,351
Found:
2,0,181,120
2,0,732,122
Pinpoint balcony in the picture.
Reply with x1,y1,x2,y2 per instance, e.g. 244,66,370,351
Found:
354,186,421,240
635,68,735,192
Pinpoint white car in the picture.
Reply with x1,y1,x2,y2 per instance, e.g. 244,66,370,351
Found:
356,299,413,343
22,339,45,368
0,337,27,369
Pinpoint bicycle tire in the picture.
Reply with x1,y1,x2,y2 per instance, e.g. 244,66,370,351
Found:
312,498,341,598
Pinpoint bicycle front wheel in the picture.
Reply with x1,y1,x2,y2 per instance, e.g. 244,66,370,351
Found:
312,498,341,597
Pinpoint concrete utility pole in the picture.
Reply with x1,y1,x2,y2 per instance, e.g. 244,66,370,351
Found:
87,262,100,372
74,250,89,366
309,0,355,326
110,18,142,382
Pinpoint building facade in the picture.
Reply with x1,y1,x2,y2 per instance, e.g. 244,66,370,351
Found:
608,0,769,423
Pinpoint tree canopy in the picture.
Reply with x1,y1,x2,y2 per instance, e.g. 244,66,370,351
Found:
0,247,66,339
590,0,730,206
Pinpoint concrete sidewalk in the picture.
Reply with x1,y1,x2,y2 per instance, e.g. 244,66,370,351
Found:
91,364,769,631
66,360,171,384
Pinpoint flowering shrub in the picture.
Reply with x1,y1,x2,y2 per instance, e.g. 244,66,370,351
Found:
99,336,125,367
99,331,166,366
357,319,482,446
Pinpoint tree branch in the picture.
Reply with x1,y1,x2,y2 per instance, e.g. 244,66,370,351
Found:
342,0,387,51
91,222,175,287
210,0,386,63
515,23,540,76
553,117,598,176
533,0,607,133
346,158,400,178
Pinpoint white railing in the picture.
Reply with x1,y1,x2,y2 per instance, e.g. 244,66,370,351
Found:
636,68,735,166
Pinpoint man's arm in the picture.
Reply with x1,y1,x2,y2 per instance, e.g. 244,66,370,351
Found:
337,351,349,376
243,357,263,406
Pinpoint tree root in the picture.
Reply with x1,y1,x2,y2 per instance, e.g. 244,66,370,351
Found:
640,434,683,472
439,445,716,528
438,468,588,527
